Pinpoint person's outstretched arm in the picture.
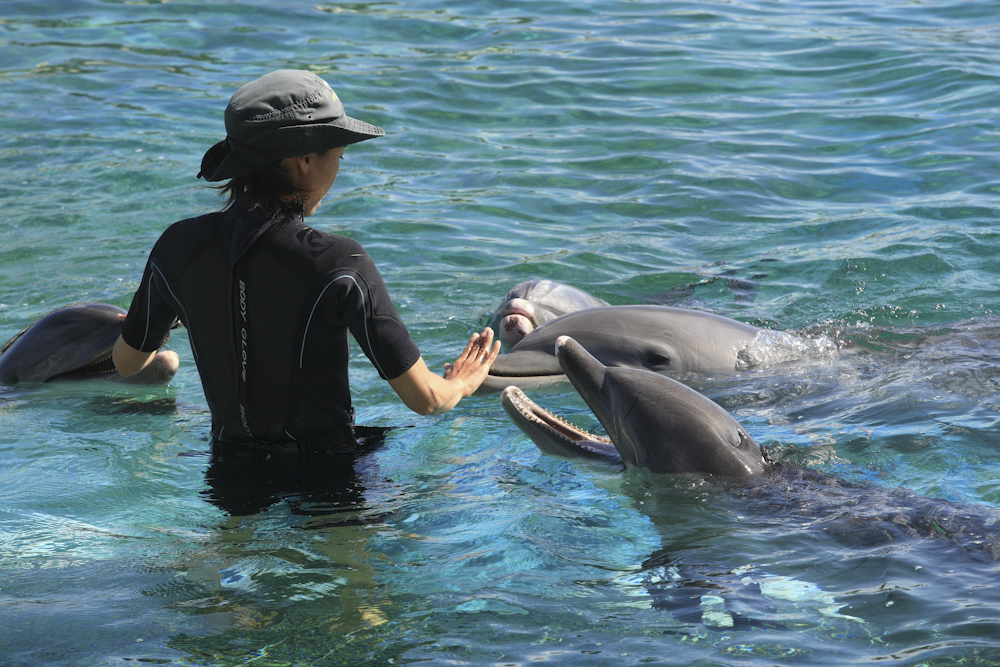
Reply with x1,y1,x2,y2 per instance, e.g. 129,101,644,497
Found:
388,327,501,415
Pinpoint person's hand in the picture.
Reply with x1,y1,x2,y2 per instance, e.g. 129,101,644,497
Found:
443,327,501,397
388,327,501,415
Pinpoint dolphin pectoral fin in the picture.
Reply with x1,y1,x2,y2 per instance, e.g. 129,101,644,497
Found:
501,386,621,464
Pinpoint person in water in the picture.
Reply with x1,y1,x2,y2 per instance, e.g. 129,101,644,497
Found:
112,69,500,455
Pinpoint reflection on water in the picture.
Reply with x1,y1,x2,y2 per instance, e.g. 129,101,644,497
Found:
89,396,179,416
202,425,394,520
179,425,404,635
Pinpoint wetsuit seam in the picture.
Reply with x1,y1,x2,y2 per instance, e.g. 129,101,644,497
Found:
139,277,154,351
150,262,198,360
300,274,386,379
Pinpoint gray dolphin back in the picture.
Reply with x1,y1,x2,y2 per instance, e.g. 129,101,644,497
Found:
0,303,125,383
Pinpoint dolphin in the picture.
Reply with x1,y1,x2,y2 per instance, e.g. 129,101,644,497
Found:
486,279,610,350
476,305,760,395
0,303,178,384
502,337,1000,560
501,336,767,477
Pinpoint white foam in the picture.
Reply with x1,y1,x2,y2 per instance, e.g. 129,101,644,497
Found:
736,329,840,369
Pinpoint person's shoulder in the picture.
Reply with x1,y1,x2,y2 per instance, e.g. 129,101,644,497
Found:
284,224,371,257
326,231,368,256
275,226,385,285
152,209,224,255
157,209,223,235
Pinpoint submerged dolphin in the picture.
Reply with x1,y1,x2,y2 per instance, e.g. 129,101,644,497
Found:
0,303,178,384
501,336,767,477
485,279,609,349
476,305,760,395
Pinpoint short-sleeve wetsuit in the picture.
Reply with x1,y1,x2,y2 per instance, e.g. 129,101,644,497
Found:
120,193,421,448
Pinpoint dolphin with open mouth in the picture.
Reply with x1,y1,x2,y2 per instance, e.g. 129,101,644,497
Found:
0,303,179,384
501,336,1000,560
501,335,767,477
477,305,761,396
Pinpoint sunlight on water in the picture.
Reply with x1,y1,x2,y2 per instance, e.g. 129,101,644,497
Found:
1,0,1000,665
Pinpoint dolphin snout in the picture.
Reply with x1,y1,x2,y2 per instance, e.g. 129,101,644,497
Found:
500,313,535,348
501,298,535,320
553,336,605,390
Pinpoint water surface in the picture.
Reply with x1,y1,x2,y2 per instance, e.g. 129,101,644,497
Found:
2,0,1000,665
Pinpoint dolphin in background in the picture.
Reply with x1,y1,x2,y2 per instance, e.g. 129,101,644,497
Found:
485,279,609,349
0,303,178,385
476,305,762,396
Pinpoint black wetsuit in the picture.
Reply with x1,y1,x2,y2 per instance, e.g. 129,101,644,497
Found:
121,194,421,450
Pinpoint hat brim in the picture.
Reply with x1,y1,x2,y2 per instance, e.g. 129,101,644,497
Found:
199,115,384,182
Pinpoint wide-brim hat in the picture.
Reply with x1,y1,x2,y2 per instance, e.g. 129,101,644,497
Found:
198,69,385,182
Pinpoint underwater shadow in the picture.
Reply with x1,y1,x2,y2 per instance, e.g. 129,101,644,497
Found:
202,425,399,523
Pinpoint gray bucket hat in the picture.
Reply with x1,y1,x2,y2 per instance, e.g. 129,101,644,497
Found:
198,70,385,182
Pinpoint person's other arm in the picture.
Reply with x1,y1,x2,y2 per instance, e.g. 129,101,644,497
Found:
112,334,158,377
388,327,500,415
113,321,180,382
113,254,181,378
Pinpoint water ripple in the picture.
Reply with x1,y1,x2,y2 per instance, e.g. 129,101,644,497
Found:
2,0,1000,664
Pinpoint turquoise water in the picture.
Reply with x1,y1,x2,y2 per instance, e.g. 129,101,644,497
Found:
2,0,1000,664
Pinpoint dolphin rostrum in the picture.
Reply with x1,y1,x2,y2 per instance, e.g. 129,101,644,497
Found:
0,303,178,384
477,305,761,396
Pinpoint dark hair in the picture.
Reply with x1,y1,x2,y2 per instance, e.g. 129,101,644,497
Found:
214,158,314,213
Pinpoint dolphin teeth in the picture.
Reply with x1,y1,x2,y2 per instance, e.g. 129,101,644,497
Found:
81,354,112,369
52,353,117,379
77,354,115,373
508,386,610,445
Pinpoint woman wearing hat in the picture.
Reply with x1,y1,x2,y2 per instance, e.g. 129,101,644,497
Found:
112,70,500,453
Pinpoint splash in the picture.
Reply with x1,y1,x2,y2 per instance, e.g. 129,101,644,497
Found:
736,329,840,370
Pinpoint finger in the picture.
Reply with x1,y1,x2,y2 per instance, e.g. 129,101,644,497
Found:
478,339,496,361
471,333,492,357
479,328,494,348
471,339,498,365
458,333,480,360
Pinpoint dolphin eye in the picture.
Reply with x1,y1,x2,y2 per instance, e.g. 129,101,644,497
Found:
646,352,670,367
